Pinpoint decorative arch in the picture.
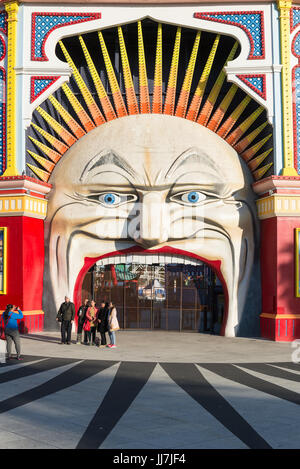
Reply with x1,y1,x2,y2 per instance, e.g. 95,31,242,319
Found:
26,19,273,182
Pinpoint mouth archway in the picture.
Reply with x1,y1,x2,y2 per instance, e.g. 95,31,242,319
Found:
73,247,227,335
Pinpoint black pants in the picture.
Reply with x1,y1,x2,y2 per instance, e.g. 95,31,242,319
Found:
87,326,96,344
61,320,72,343
99,331,107,345
77,323,88,343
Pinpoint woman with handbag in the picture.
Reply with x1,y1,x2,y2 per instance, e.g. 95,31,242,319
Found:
107,302,119,349
1,304,23,360
85,300,98,346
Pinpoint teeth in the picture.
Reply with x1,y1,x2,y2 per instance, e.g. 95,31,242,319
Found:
95,253,204,266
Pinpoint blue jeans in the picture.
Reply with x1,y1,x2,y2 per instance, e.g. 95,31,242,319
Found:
108,330,116,345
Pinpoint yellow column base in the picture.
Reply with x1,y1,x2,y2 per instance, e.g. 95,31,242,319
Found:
281,167,298,176
2,167,19,177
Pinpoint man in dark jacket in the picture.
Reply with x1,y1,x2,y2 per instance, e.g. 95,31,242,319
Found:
76,298,89,344
56,296,76,344
97,301,109,347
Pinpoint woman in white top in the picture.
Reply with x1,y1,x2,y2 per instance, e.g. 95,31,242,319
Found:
107,302,119,348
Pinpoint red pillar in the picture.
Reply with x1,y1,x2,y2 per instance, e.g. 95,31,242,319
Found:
0,176,51,333
254,176,300,341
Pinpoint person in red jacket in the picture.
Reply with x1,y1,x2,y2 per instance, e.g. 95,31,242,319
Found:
85,300,99,346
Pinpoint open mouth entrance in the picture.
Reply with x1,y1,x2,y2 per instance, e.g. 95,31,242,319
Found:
81,259,225,333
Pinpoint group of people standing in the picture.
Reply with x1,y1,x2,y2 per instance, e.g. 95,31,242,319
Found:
57,296,119,348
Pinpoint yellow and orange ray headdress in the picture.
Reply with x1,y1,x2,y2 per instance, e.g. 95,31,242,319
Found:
27,21,273,183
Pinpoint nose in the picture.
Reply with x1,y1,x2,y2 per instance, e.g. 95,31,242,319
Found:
133,192,169,248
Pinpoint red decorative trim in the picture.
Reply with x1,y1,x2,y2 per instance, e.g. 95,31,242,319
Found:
194,11,265,60
292,31,300,59
236,74,266,100
0,175,52,188
31,12,101,62
30,76,60,103
291,6,300,32
0,35,5,62
0,11,7,36
73,245,229,337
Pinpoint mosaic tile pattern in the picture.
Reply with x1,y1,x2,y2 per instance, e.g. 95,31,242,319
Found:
31,13,101,61
194,11,264,59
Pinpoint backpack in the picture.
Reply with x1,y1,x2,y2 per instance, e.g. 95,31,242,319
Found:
0,313,13,340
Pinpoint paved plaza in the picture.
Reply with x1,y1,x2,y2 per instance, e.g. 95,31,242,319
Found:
0,331,299,449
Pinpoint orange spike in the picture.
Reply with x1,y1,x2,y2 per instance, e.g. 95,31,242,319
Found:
206,84,238,132
164,27,181,115
27,164,50,182
175,31,201,118
152,23,163,114
186,34,220,122
240,134,272,162
138,21,150,114
248,148,273,171
234,121,269,154
253,162,273,181
31,123,69,155
197,41,238,126
217,96,251,139
225,107,264,147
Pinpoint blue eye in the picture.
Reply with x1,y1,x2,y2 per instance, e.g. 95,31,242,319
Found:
98,193,121,206
103,193,116,205
87,192,137,207
187,192,200,203
181,191,205,204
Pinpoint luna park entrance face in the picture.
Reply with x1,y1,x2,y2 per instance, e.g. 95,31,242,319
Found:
82,263,225,333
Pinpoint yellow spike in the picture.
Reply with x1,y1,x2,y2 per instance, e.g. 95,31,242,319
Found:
61,83,95,133
253,162,273,181
197,41,239,126
138,21,150,114
37,106,77,146
186,34,220,121
234,121,269,154
248,148,273,171
206,84,238,132
152,23,163,114
28,135,62,164
240,134,272,162
79,35,116,122
98,31,127,117
27,150,55,173
163,27,181,115
175,31,201,118
31,123,69,155
59,40,105,126
27,163,50,183
217,95,251,139
118,26,139,115
226,107,264,146
48,95,86,139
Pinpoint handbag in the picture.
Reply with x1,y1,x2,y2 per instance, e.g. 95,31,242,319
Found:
83,319,91,332
0,313,12,340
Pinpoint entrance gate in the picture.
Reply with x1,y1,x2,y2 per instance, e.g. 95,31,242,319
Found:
82,263,224,332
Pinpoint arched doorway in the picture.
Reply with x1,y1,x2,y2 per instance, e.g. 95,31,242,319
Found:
82,262,224,333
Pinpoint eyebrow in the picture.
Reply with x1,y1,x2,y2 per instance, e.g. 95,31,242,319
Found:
165,147,223,180
79,150,137,182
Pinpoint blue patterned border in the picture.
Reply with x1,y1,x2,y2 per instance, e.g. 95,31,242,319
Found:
31,12,101,61
194,11,265,59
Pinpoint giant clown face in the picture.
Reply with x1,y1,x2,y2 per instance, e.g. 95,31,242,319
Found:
43,114,258,337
